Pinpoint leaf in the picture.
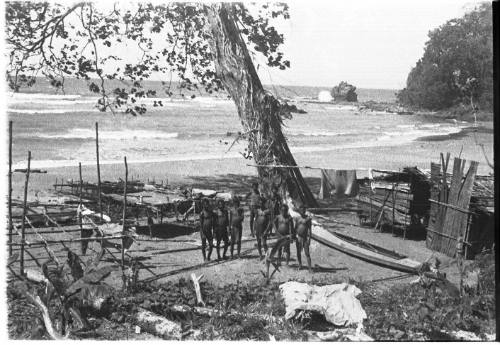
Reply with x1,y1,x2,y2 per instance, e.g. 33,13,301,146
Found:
78,283,115,311
84,248,105,274
67,249,84,281
66,265,119,297
82,265,120,284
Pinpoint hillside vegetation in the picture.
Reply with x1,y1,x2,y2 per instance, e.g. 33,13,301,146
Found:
397,3,492,117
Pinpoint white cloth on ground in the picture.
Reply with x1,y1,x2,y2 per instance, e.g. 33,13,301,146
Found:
279,281,367,327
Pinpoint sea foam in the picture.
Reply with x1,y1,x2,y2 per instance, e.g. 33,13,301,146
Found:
34,128,179,140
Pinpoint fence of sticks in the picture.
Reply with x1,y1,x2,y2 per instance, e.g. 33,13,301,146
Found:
6,121,204,285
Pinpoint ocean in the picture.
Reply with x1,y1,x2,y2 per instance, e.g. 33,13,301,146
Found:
6,79,468,171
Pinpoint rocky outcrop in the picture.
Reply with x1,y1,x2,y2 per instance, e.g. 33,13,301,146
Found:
331,81,358,102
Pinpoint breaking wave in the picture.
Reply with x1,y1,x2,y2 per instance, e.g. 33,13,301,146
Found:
34,129,179,140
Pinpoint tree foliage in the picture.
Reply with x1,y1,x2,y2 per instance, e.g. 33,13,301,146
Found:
5,2,290,116
397,3,492,111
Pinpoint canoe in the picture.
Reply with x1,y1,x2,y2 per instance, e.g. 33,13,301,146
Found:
285,196,422,274
311,224,421,274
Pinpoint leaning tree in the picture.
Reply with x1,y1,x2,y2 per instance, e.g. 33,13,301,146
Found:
5,2,318,207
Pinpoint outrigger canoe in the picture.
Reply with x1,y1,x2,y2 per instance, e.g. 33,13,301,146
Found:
311,224,422,274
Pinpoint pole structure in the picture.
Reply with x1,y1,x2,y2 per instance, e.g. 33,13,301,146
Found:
78,162,86,255
95,122,103,222
122,156,128,270
20,151,31,275
8,121,13,256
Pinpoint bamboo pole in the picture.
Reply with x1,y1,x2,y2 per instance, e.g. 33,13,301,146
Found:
122,157,128,270
78,162,86,254
20,151,31,276
8,121,13,256
428,199,473,214
10,234,129,245
369,179,373,224
392,182,396,236
10,227,94,235
247,164,401,173
95,122,103,222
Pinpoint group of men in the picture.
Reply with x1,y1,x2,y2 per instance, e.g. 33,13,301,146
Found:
198,182,313,272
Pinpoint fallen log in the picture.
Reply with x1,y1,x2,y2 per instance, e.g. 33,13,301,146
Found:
306,329,373,341
169,305,279,323
135,307,182,340
25,291,70,340
190,273,205,306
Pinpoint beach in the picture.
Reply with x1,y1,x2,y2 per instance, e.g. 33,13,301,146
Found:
9,122,494,199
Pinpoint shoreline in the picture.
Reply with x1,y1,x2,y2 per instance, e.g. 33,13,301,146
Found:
9,128,494,200
10,123,493,171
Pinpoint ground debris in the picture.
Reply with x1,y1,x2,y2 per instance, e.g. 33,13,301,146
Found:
360,251,496,340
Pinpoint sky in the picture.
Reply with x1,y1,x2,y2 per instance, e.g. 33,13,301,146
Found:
0,0,486,91
258,0,484,89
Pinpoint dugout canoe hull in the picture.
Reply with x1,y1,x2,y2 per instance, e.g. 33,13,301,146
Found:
136,222,197,239
311,225,422,274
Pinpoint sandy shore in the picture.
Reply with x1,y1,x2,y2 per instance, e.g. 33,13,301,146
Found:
10,128,493,199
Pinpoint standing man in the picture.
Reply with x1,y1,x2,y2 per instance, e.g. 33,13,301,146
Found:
295,205,313,273
274,204,294,266
199,199,214,262
214,199,230,260
229,197,245,258
254,197,271,260
268,185,283,236
246,182,261,237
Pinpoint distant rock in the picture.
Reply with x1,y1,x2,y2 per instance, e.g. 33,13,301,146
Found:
331,82,358,102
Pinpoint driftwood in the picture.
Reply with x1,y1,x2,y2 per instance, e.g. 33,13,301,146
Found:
25,291,70,340
170,305,279,323
306,328,372,341
190,273,205,306
135,307,182,339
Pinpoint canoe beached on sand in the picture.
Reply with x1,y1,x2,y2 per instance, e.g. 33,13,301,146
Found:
311,225,422,274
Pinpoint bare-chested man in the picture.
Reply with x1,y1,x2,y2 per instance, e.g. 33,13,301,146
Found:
246,182,261,237
229,197,244,259
199,198,214,261
295,205,312,273
268,185,282,235
254,197,271,260
214,199,230,260
274,204,294,266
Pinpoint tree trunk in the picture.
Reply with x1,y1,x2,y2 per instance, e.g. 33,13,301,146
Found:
205,4,318,207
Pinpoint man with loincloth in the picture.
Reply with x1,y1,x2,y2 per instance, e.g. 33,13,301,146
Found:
214,199,230,260
254,197,272,260
199,198,215,262
246,182,261,237
229,197,245,259
295,205,313,273
268,185,283,235
274,203,294,266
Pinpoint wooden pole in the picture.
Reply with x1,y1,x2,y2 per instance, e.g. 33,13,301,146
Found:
8,121,13,256
78,163,85,255
95,122,103,222
392,183,396,236
122,157,128,270
20,151,31,275
369,179,373,224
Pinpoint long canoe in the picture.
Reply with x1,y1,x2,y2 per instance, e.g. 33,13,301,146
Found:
311,224,421,274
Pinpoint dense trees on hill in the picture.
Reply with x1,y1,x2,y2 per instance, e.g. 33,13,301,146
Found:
397,3,492,111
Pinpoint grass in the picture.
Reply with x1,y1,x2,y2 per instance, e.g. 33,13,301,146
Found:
8,252,495,340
